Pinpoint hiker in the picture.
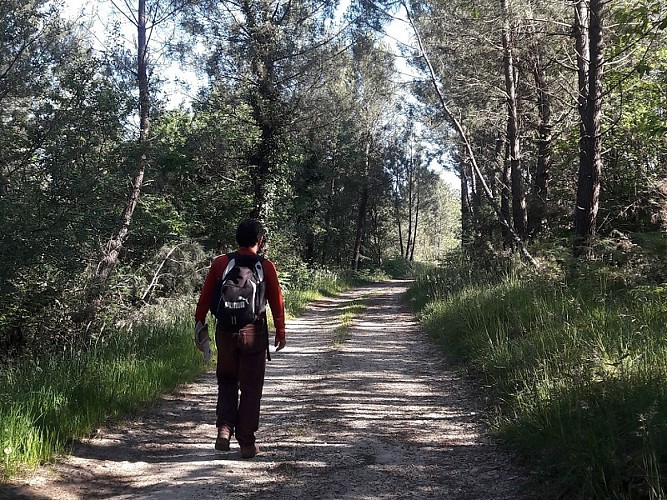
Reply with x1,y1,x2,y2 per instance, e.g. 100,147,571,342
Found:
194,219,286,459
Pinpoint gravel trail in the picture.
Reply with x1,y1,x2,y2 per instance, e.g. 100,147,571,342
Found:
5,280,534,499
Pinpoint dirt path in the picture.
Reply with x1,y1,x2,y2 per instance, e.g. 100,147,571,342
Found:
7,280,534,499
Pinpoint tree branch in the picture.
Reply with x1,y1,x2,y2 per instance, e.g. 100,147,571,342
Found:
109,0,139,25
141,243,186,302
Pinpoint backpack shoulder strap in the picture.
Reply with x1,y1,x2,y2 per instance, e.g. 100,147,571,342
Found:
254,255,265,282
223,253,265,281
240,253,264,282
221,252,238,281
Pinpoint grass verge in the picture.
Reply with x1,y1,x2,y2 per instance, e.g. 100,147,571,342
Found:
408,254,667,499
0,298,202,479
281,266,385,318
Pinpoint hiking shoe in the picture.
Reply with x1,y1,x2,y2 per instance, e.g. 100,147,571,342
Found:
215,428,231,452
240,444,259,459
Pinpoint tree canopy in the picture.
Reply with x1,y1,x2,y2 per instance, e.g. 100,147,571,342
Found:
2,0,666,356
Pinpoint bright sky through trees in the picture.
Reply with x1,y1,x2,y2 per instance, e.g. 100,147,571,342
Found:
61,0,202,109
60,0,458,187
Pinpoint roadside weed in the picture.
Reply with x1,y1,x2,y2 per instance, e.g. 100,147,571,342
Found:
332,298,366,346
410,259,667,498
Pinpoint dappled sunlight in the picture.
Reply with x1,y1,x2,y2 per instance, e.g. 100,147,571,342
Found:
13,281,530,499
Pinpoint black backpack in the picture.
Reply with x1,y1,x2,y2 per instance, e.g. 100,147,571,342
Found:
210,253,266,330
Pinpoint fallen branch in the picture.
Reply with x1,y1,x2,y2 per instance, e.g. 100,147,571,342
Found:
141,243,187,302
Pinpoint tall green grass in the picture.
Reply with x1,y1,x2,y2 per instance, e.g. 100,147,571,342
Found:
0,298,203,478
409,256,667,498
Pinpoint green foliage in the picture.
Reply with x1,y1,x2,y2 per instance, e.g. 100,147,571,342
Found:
0,3,138,357
341,267,389,285
590,231,667,284
282,270,347,317
409,251,667,498
0,263,386,478
601,30,667,234
382,257,413,278
277,260,386,318
149,103,260,250
1,0,458,364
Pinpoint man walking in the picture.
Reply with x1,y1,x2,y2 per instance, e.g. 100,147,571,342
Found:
194,219,286,458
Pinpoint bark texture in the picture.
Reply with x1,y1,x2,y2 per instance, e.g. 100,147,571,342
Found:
573,0,604,258
501,0,527,237
528,45,552,236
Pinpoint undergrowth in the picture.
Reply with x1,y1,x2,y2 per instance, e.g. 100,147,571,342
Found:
0,298,202,478
280,263,386,318
408,250,667,499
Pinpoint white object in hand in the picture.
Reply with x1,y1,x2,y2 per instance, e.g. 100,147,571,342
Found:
195,321,212,363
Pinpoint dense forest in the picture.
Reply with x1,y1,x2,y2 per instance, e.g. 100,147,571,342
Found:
1,0,464,357
3,0,665,356
2,0,667,495
0,0,667,360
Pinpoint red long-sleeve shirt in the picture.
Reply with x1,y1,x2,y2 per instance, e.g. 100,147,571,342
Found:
195,248,286,339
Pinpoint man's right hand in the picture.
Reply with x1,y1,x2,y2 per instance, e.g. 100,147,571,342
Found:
275,336,286,351
194,321,208,351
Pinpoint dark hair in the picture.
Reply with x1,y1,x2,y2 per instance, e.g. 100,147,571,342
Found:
236,219,264,248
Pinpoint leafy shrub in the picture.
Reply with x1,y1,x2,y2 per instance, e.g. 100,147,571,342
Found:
0,296,204,478
382,257,413,278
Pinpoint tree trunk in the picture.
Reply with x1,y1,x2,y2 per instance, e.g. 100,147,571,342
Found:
241,1,281,224
305,230,315,262
409,187,420,262
352,187,369,270
470,159,481,221
352,138,371,270
402,0,539,267
501,0,527,237
573,0,604,258
396,204,405,258
460,157,473,250
501,133,513,250
97,0,149,284
492,132,505,199
393,147,405,257
405,166,414,260
528,44,552,236
372,205,382,266
250,126,273,222
322,140,338,264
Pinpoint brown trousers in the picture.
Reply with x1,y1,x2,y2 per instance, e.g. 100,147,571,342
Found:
215,321,268,447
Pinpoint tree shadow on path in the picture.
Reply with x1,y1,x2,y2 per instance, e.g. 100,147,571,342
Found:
5,280,536,499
